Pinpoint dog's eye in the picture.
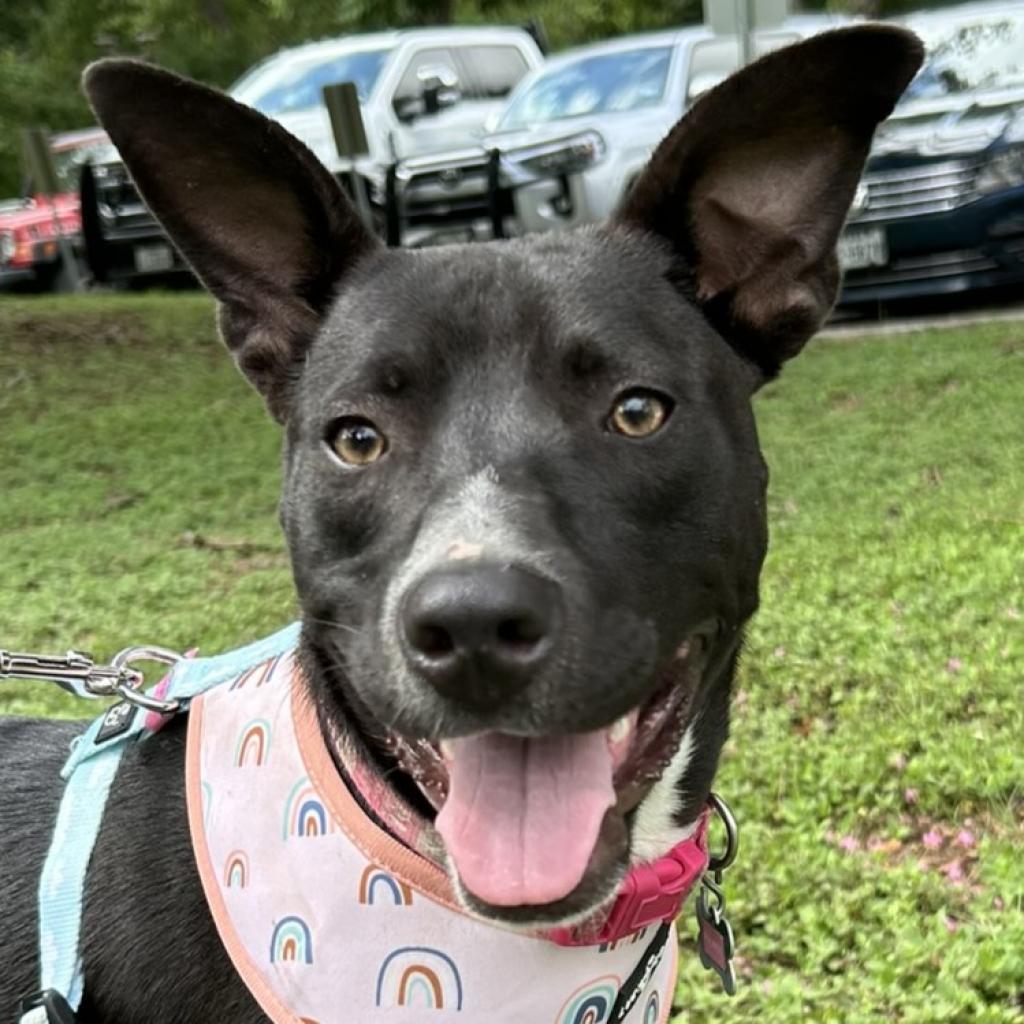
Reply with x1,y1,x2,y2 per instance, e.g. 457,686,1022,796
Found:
608,390,672,438
327,417,388,466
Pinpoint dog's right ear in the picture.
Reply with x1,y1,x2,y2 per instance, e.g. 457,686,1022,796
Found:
83,59,381,421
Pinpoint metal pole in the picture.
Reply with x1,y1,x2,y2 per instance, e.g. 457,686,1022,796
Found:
49,197,83,292
737,0,753,66
22,127,82,291
384,163,402,247
487,149,504,240
347,167,375,232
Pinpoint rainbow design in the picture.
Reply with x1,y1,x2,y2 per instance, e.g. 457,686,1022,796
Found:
555,975,620,1024
230,655,281,690
234,718,271,767
201,780,213,825
644,991,660,1024
359,864,413,906
269,915,313,965
376,947,463,1010
223,850,250,889
282,776,333,838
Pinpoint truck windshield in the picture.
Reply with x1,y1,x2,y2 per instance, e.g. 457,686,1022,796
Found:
905,13,1024,97
497,46,673,130
232,48,391,115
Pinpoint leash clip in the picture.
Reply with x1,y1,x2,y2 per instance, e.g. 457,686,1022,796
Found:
0,644,183,713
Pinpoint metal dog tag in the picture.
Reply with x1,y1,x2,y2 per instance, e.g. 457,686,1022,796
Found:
696,875,737,996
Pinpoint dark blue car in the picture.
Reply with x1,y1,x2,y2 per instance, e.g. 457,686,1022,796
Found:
839,2,1024,306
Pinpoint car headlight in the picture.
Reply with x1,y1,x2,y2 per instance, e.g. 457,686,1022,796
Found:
509,131,606,178
976,144,1024,195
0,230,15,264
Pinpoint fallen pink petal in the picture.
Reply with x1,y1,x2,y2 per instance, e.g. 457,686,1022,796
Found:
922,828,944,849
954,829,976,849
941,860,965,882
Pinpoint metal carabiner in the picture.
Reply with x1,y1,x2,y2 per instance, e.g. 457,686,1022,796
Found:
108,645,184,714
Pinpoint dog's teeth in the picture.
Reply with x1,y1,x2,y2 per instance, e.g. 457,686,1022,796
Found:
609,715,631,745
440,740,454,760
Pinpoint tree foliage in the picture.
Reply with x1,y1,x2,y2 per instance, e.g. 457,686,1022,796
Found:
0,0,953,196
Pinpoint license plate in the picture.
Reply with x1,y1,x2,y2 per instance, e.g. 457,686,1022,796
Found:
133,242,174,274
426,228,476,246
838,228,888,271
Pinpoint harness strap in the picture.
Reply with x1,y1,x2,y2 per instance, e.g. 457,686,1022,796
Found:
21,623,302,1023
27,742,126,1019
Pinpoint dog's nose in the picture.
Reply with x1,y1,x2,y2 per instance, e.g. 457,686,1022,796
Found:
401,564,563,703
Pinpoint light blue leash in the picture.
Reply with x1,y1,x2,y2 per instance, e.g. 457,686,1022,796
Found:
2,622,301,1023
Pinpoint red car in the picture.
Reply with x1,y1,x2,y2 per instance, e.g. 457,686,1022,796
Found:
0,129,107,291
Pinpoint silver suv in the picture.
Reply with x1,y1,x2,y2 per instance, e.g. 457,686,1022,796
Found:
397,17,851,243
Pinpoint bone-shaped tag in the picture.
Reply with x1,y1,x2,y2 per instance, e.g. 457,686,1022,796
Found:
696,880,737,995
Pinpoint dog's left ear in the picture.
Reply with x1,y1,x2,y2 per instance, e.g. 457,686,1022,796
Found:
615,26,923,378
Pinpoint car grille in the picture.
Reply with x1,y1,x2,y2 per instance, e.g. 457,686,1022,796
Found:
851,159,981,224
843,248,999,288
399,156,494,224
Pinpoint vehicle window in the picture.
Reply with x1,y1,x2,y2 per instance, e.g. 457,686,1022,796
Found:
685,38,740,103
497,46,673,130
905,13,1024,97
393,47,461,118
752,32,800,56
232,48,390,115
51,142,109,190
458,46,531,99
685,32,799,103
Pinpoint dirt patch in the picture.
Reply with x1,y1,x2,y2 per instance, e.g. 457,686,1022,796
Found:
0,310,149,349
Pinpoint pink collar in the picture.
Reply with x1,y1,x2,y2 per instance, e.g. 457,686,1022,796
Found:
326,712,713,947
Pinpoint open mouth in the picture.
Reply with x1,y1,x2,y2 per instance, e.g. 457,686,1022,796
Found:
387,636,703,918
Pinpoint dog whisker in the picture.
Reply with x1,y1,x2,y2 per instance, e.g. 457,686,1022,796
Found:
306,615,364,638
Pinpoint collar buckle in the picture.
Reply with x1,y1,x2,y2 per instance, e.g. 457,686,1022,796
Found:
547,809,712,947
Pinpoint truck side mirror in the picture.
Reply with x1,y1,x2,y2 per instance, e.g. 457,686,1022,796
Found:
417,65,461,115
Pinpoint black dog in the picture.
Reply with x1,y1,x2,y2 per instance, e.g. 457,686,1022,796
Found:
1,27,921,1022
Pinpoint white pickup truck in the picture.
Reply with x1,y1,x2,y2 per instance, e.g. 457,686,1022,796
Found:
83,26,545,282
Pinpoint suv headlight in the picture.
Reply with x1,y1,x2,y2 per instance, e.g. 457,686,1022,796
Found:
976,144,1024,195
509,131,606,178
0,230,15,264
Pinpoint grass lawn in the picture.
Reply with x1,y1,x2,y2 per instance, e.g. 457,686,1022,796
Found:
1,294,1021,1021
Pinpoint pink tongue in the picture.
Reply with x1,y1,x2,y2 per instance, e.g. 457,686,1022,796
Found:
435,731,615,907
